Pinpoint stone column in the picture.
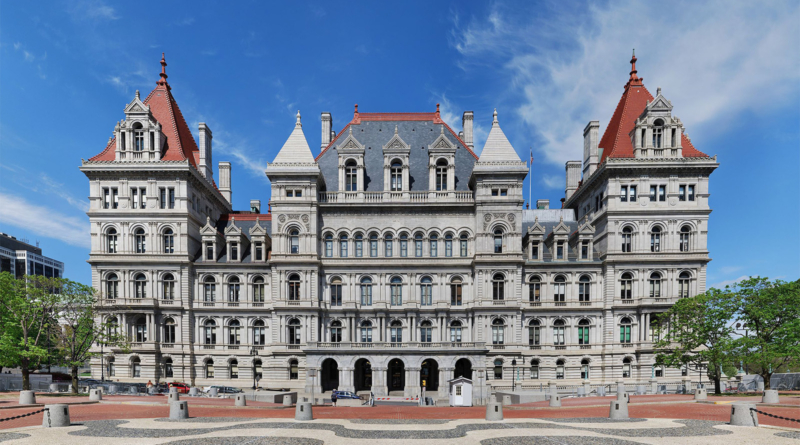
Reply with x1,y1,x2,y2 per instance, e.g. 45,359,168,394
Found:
373,367,387,396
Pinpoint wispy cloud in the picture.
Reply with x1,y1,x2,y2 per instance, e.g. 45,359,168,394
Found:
709,275,751,290
541,174,561,189
0,193,89,249
176,17,195,26
39,174,90,212
450,1,800,165
73,0,119,21
435,93,487,155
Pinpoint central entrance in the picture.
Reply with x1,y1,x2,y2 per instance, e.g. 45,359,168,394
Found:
321,358,339,391
454,358,472,380
354,358,372,391
388,358,405,393
420,358,439,391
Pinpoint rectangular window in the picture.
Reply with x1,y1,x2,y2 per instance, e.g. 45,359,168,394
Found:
230,242,238,261
578,326,589,345
325,239,333,257
630,185,637,202
360,328,372,343
168,188,175,209
355,238,363,257
331,284,342,306
688,185,695,201
620,186,628,202
131,188,138,209
287,190,293,197
430,239,437,257
492,326,504,345
581,241,589,259
330,327,342,343
529,282,540,302
370,239,378,257
658,185,666,202
594,195,599,212
460,238,468,257
400,239,407,257
556,242,564,260
295,190,302,197
650,185,657,201
500,189,508,196
254,243,263,261
390,328,402,343
531,242,539,260
445,239,452,257
340,239,348,257
420,284,432,306
620,325,631,343
553,327,564,345
420,327,432,343
150,132,155,151
415,239,423,257
491,189,498,196
135,131,144,151
103,188,110,209
451,283,462,306
205,242,214,261
159,188,166,209
528,327,540,345
679,185,686,201
450,327,462,342
385,239,392,257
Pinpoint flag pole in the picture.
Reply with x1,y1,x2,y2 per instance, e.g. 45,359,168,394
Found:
529,148,533,209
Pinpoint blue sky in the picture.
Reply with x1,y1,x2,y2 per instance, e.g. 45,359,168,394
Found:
0,0,798,287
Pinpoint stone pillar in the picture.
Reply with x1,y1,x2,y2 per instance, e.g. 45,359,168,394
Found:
761,390,779,404
170,401,189,420
373,367,388,396
42,404,70,427
730,402,758,426
19,391,36,405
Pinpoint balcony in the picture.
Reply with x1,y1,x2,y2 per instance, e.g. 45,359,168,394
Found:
318,191,473,205
305,341,487,351
98,297,157,307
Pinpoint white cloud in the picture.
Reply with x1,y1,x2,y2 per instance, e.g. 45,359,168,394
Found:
176,17,195,26
450,1,800,165
39,174,90,212
435,93,488,155
541,174,562,190
0,193,89,249
709,275,752,290
78,0,119,20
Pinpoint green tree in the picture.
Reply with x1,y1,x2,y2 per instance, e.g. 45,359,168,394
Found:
0,272,61,390
732,277,800,389
654,287,738,395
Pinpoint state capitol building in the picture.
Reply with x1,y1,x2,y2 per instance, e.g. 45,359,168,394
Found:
82,53,718,399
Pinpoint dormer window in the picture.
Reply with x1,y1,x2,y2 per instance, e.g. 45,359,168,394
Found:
254,242,263,261
390,160,402,191
230,241,239,261
435,159,448,191
133,123,145,151
556,241,564,259
652,119,664,148
581,240,589,259
205,241,214,261
345,160,358,192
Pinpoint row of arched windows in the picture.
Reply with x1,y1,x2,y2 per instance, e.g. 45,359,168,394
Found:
104,273,175,300
201,276,267,303
326,275,466,307
527,275,592,303
322,231,469,258
201,319,268,346
621,224,693,253
343,157,452,192
619,271,692,299
104,227,174,254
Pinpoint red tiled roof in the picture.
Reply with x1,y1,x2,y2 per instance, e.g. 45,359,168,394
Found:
598,54,709,163
315,104,479,161
219,213,272,222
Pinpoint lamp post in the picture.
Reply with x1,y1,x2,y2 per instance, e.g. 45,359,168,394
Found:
100,341,105,383
249,347,259,390
511,359,517,392
308,368,317,405
477,369,485,405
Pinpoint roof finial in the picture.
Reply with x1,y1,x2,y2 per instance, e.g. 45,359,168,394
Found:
493,108,498,124
157,53,169,89
135,90,140,99
436,103,440,113
629,49,640,83
354,103,359,115
394,125,398,135
296,110,302,127
657,86,661,96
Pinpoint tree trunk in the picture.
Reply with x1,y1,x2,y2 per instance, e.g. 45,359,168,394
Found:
714,376,721,395
71,366,79,395
21,359,30,391
763,372,771,390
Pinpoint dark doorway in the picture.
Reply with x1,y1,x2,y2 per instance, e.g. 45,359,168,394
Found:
420,358,439,391
354,358,372,391
454,358,472,380
388,358,405,392
321,358,339,391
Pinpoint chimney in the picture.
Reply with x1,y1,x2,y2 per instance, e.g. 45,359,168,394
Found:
583,121,600,178
536,199,550,210
250,199,261,213
462,111,474,149
321,112,332,150
565,160,581,201
199,123,213,180
218,161,232,204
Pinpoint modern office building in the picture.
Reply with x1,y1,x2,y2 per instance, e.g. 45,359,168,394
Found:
0,232,64,280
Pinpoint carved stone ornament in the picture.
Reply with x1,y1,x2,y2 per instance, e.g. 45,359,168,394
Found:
301,214,310,223
507,213,515,223
483,213,492,222
278,214,287,223
669,198,677,206
640,199,648,207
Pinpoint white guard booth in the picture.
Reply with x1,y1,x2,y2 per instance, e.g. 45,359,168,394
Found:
448,377,473,407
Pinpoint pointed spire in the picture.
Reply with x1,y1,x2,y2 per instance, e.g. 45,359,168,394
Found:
157,53,170,90
628,49,643,86
493,108,499,125
478,108,522,163
272,110,316,164
295,110,302,127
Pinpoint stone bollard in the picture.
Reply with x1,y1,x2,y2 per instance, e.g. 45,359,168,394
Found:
682,378,692,394
283,395,294,406
295,402,313,421
189,387,199,397
19,390,36,405
502,395,512,406
548,380,558,394
89,388,103,401
694,388,707,401
49,383,60,393
761,389,779,404
42,404,70,427
636,385,646,395
129,386,139,394
109,385,118,394
485,400,504,421
170,401,189,420
730,402,758,426
609,399,629,420
168,391,180,403
235,394,247,406
169,387,179,395
208,387,218,397
549,394,562,407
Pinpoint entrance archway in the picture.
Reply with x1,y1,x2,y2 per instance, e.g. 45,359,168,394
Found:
321,358,339,391
354,358,372,391
454,358,472,380
420,358,439,391
387,358,405,393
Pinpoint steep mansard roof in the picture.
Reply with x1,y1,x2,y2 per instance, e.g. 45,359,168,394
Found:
89,54,201,168
477,109,522,163
598,53,709,163
272,111,316,164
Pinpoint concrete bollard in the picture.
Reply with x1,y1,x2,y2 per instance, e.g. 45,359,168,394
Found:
189,387,199,397
761,389,779,404
616,380,626,397
283,395,294,406
502,395,512,406
170,401,189,420
485,401,504,421
208,387,218,397
549,394,562,407
89,388,103,401
235,394,247,406
168,392,180,403
609,399,629,420
583,383,591,397
730,402,758,426
295,402,313,421
129,386,139,394
636,385,646,395
169,387,179,395
49,383,60,393
694,388,707,401
19,391,36,405
548,380,558,394
42,404,70,427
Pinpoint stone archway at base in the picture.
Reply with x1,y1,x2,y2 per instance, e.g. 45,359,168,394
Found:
321,358,339,391
354,358,372,391
455,358,472,380
387,358,405,393
420,358,439,391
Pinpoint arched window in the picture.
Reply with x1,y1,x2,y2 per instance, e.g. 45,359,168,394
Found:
253,276,265,303
556,359,565,380
620,317,632,344
134,316,147,342
229,359,239,379
414,232,424,257
620,273,633,300
228,276,240,302
354,232,364,257
106,228,118,253
622,357,631,378
420,320,433,343
369,232,378,257
330,320,342,343
106,317,119,337
289,359,299,379
420,276,433,306
253,320,266,345
289,229,300,254
324,233,333,257
288,274,301,301
578,319,590,345
360,277,373,306
491,318,505,345
163,228,174,254
621,226,633,253
384,233,393,257
345,159,358,191
492,273,505,301
287,318,301,345
459,232,468,257
581,359,590,379
105,357,115,378
134,273,147,299
132,357,141,377
493,228,503,253
106,273,119,299
528,319,540,346
578,275,591,302
228,319,241,345
390,276,403,306
652,119,664,149
329,276,342,307
399,232,409,257
429,232,438,257
203,319,217,345
678,271,691,298
444,233,453,257
450,320,462,342
390,159,402,191
450,277,462,306
339,233,348,258
205,359,215,378
529,276,541,302
553,275,566,302
553,319,565,346
203,276,216,302
649,272,662,298
134,228,147,253
132,122,145,151
164,357,173,378
360,319,373,342
650,226,662,252
530,359,540,379
679,225,691,252
162,273,175,300
435,159,448,191
390,320,402,343
494,359,503,380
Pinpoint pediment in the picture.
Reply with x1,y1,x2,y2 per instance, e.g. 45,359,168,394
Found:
337,126,364,152
428,126,456,152
250,218,268,236
383,125,410,151
527,217,545,235
224,217,242,235
577,218,595,236
552,217,570,235
199,217,218,236
647,94,673,112
124,92,150,116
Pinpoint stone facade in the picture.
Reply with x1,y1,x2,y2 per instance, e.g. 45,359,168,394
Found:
82,55,717,400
